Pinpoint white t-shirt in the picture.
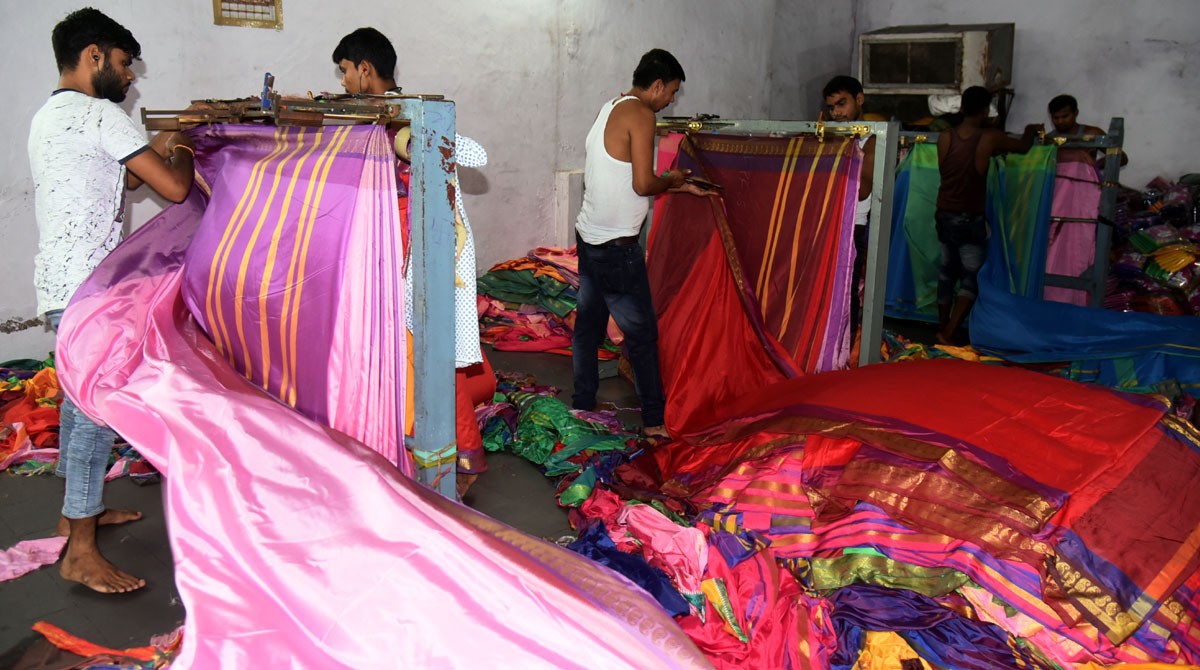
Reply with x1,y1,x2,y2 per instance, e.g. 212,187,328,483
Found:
28,89,148,314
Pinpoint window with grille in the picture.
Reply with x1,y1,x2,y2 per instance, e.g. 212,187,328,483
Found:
213,0,282,29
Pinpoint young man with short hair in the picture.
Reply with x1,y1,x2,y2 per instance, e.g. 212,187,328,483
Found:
1047,94,1128,167
572,49,706,440
30,7,195,593
331,28,494,497
823,75,876,342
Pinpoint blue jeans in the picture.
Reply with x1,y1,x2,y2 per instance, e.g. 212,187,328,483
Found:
46,309,114,519
572,234,665,427
934,210,988,303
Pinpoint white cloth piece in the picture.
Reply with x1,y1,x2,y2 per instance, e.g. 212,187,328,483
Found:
927,93,999,118
28,90,148,314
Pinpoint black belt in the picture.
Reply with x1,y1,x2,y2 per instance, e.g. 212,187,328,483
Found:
596,234,640,247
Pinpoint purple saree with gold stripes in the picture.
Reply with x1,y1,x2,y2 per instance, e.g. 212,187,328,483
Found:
181,124,409,470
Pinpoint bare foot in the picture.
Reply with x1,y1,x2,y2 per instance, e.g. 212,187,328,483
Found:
456,473,479,500
60,547,145,593
57,509,143,537
642,425,670,440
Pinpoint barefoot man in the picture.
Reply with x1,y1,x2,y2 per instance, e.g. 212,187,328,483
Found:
30,8,195,592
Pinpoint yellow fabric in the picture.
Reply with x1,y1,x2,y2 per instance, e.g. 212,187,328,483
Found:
852,630,933,670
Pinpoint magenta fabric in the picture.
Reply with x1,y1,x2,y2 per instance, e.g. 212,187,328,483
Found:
1044,160,1100,306
55,148,711,669
180,124,408,469
0,537,67,582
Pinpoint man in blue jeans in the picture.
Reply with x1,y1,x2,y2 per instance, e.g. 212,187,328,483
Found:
571,49,706,439
30,8,194,592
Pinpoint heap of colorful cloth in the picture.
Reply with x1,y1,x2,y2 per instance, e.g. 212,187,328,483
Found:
1,358,158,481
1107,177,1200,316
484,359,1200,668
477,247,622,359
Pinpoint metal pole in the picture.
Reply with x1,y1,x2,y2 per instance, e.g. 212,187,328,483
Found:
401,98,458,498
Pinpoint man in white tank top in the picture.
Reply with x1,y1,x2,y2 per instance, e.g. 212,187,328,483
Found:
823,76,876,341
572,49,707,440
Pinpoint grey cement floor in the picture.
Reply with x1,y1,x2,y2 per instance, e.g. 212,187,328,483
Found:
0,345,640,661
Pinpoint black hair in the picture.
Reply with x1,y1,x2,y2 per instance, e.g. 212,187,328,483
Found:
52,7,140,74
331,27,397,81
1048,94,1078,115
961,86,992,117
822,75,863,99
632,49,685,89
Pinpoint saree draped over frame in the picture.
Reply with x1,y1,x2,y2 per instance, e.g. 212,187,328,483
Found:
53,124,712,669
648,133,862,436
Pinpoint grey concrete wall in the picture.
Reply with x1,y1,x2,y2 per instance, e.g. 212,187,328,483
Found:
0,0,854,358
853,0,1200,189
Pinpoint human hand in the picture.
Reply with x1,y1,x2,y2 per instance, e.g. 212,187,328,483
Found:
663,168,690,189
672,182,714,197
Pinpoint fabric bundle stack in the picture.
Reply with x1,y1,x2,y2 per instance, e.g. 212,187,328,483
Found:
1107,179,1200,316
477,247,622,359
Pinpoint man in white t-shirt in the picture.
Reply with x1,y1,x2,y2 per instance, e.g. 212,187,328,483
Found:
29,7,195,593
823,75,876,343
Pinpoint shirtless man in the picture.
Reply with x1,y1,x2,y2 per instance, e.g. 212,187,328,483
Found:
935,86,1041,344
30,8,194,592
572,49,706,439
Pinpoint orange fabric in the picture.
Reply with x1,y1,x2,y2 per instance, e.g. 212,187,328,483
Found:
33,620,157,662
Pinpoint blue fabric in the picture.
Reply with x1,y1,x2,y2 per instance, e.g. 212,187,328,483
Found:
567,520,691,617
828,584,1047,670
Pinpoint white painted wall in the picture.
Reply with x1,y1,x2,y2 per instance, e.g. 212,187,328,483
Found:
0,0,852,358
853,0,1200,189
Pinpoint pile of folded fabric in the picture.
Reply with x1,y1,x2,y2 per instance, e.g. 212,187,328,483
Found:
477,246,620,359
1107,177,1200,315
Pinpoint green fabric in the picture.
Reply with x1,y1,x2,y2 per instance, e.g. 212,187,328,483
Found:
800,552,970,596
508,392,606,465
986,146,1057,297
558,466,596,507
476,269,577,317
542,433,626,476
899,143,944,319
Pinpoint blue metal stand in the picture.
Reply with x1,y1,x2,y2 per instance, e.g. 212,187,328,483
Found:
401,98,458,498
